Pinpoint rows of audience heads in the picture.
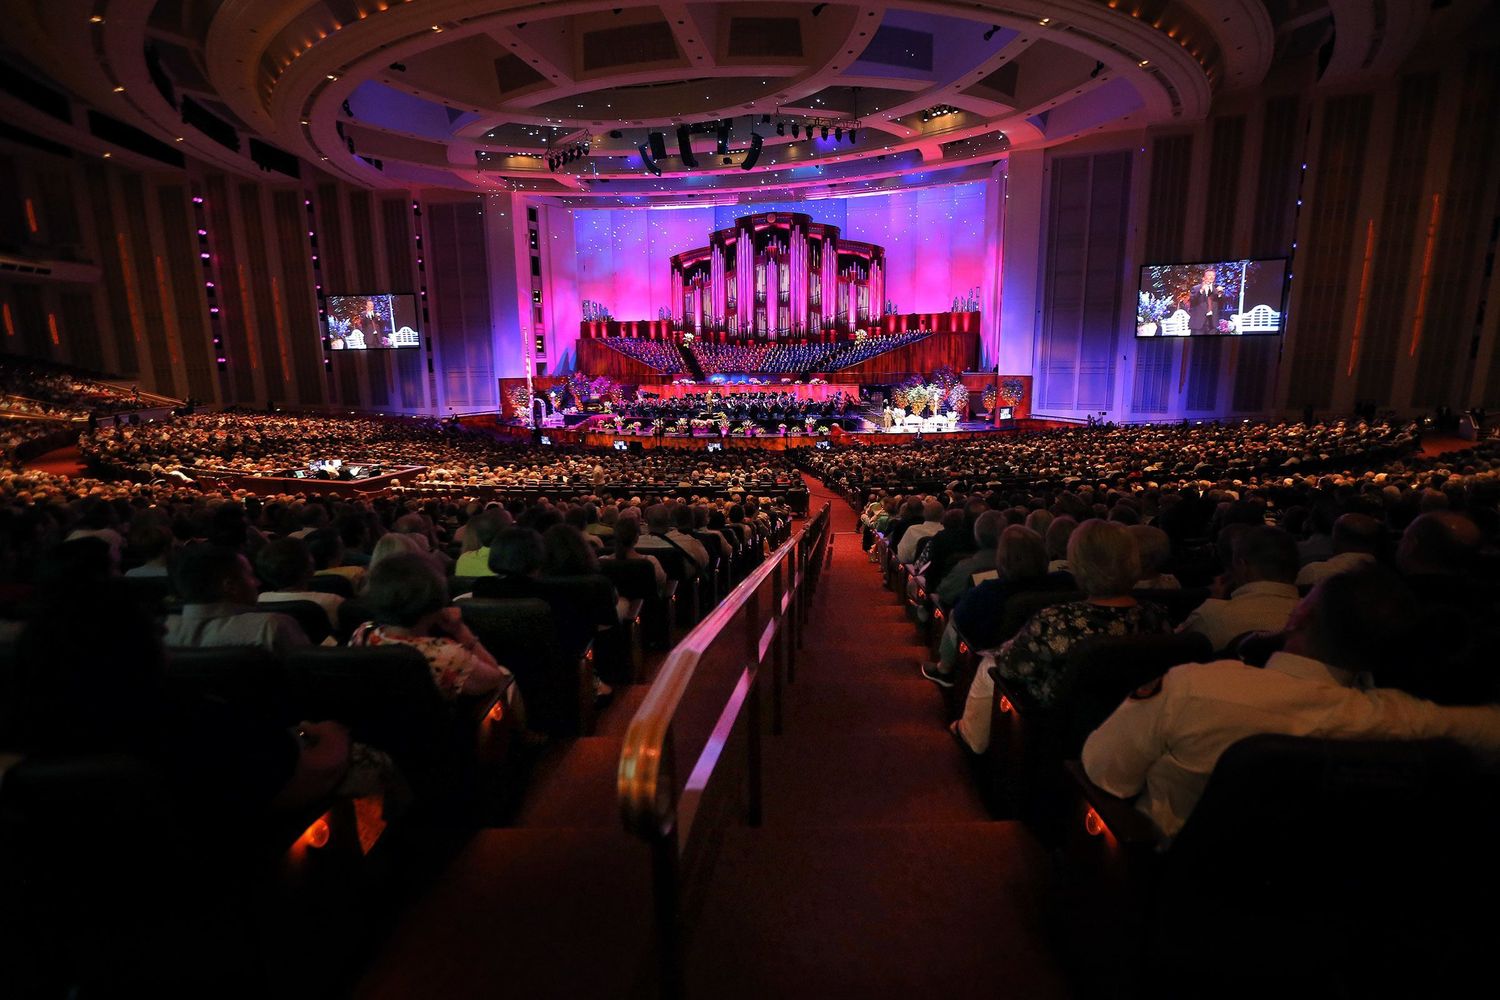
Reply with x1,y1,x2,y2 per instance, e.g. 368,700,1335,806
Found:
74,410,805,490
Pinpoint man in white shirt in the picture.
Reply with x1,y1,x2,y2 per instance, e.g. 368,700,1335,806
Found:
1179,526,1301,652
165,545,309,657
1295,512,1380,587
896,498,944,565
1083,569,1500,842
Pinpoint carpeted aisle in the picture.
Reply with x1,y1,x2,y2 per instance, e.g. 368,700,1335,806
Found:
684,476,1067,998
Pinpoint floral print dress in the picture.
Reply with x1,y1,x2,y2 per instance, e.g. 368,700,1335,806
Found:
992,601,1170,708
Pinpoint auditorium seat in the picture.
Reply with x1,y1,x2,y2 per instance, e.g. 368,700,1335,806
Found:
1060,736,1499,997
121,574,179,616
259,598,333,644
460,598,592,737
165,646,299,729
284,645,470,808
0,753,261,996
448,575,482,598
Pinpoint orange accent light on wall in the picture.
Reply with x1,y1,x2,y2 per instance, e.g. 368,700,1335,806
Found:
1084,807,1107,837
1409,193,1442,358
1347,219,1376,376
2,302,13,337
24,198,38,233
47,313,60,345
998,695,1013,713
302,816,332,849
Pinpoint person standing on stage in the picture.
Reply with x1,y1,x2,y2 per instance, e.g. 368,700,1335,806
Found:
1187,268,1226,335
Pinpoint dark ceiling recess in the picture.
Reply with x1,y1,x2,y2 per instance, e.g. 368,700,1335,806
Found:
0,122,74,158
86,111,186,167
582,21,679,70
249,138,300,178
858,26,934,71
181,96,240,151
493,53,546,93
727,17,804,58
0,61,71,122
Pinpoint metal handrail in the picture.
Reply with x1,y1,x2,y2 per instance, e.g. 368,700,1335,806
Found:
617,501,831,841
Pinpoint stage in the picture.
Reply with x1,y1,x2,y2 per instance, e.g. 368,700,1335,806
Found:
470,418,1069,450
640,382,849,402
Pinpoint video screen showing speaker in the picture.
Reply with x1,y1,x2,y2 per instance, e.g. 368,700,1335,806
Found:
1136,258,1288,337
327,293,421,350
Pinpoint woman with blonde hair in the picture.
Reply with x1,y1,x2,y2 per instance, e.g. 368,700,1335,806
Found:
953,519,1168,753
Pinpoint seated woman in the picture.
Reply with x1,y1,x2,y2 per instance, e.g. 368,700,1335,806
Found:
603,515,667,595
954,519,1170,753
1129,524,1181,590
350,553,517,711
923,524,1056,686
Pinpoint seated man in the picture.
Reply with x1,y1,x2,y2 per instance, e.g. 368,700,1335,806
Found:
1083,568,1500,842
1295,513,1381,587
164,544,309,656
255,537,344,630
1178,526,1301,652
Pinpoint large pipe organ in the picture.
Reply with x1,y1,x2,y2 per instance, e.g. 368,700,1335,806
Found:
670,213,885,339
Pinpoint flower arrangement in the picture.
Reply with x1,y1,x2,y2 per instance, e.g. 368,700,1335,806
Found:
946,384,969,417
778,423,788,435
999,377,1026,406
1136,290,1176,325
505,383,533,416
982,384,999,411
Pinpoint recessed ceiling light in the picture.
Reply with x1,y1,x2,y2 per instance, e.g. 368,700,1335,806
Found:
89,15,104,24
175,136,184,142
327,74,339,80
102,152,112,158
112,85,125,93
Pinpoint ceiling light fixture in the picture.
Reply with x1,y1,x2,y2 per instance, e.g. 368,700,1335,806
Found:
982,25,999,41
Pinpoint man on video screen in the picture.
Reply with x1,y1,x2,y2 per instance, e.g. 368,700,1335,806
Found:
1187,268,1227,334
357,297,391,349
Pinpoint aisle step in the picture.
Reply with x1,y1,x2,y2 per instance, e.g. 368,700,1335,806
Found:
515,737,624,830
685,822,1067,1000
760,731,989,827
781,679,948,732
356,828,652,1000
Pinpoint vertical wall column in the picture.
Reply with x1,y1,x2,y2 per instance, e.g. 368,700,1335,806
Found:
997,149,1043,376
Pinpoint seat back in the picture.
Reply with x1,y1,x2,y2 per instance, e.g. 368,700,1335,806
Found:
305,574,354,599
1155,735,1495,994
165,646,298,728
283,645,462,800
1062,631,1213,753
257,599,331,644
448,575,482,598
460,598,586,736
0,753,247,994
600,558,657,600
121,574,179,616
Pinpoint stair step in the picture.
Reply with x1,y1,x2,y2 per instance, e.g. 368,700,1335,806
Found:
781,679,949,733
760,730,989,827
515,737,624,830
685,822,1067,1000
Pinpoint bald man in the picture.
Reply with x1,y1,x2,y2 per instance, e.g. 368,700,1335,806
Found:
1295,513,1382,588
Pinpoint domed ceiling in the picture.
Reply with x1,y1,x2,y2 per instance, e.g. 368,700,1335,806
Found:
17,1,1442,206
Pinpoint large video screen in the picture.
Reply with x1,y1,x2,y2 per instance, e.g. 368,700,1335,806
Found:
326,293,421,350
1136,258,1288,337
